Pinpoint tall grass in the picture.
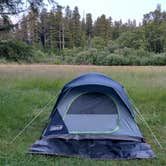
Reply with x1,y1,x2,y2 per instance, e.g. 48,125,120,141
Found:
0,65,165,165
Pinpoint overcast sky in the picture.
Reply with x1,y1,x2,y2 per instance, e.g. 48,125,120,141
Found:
59,0,166,24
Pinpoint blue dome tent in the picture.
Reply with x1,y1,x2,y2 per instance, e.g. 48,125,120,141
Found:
29,72,155,160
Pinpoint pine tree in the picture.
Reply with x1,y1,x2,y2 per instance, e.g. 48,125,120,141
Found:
71,6,81,47
94,14,110,42
20,15,28,42
39,8,48,48
47,11,57,50
64,6,74,48
86,13,93,48
27,10,39,44
112,20,122,40
55,5,63,50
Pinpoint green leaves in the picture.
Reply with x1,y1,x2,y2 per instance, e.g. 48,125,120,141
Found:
0,40,35,61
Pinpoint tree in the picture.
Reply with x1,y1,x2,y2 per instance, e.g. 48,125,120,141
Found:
143,4,166,53
111,20,122,40
0,0,57,31
0,0,58,16
0,15,12,32
94,14,111,42
0,15,13,39
143,4,166,25
71,6,82,47
43,5,64,51
64,6,73,48
54,5,63,50
91,36,105,50
86,13,93,48
144,22,166,53
27,10,39,44
20,15,28,42
115,29,145,50
39,8,48,48
47,11,57,50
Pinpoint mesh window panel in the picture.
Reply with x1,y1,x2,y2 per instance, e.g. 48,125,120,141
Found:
67,92,118,114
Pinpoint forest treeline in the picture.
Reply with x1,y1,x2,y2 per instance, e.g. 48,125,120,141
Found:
0,4,166,65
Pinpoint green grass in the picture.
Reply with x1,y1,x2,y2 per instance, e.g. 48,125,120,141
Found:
0,65,165,166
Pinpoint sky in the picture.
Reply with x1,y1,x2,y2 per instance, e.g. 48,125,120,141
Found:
58,0,166,24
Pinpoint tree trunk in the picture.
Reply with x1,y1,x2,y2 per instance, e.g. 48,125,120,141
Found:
62,23,65,49
87,34,91,49
59,29,61,51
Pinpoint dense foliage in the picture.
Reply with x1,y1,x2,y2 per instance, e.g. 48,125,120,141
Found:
0,3,166,65
0,40,34,61
53,48,166,66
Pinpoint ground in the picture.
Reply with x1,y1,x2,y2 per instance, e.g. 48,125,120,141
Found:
0,65,165,166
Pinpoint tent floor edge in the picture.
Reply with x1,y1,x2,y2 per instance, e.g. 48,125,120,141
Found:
41,134,144,142
29,138,155,160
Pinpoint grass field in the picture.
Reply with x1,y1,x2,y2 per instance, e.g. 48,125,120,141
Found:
0,65,166,166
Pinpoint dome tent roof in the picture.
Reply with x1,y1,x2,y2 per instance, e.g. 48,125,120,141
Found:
58,72,135,118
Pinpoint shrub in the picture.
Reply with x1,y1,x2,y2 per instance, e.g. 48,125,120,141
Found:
32,49,46,62
134,49,151,57
63,55,74,64
95,51,108,65
74,49,98,65
105,54,129,65
150,53,166,65
107,40,119,53
115,30,145,50
91,37,106,50
54,56,63,64
1,39,166,65
0,40,35,61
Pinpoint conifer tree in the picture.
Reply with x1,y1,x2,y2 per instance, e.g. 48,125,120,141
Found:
71,6,81,47
86,13,93,48
20,15,28,42
64,6,74,48
28,10,39,44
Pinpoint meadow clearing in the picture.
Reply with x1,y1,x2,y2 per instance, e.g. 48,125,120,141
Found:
0,65,165,166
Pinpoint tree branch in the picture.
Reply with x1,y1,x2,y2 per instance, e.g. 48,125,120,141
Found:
0,8,29,15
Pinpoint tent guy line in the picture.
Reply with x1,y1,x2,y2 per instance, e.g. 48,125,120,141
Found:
125,89,163,149
10,96,57,144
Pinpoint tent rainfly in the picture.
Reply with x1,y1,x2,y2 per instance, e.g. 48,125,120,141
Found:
29,72,155,160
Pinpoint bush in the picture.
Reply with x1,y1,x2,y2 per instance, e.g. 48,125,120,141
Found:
91,37,106,50
63,55,74,64
62,49,166,66
95,51,108,65
1,39,166,65
32,49,46,62
134,49,151,57
74,49,98,64
150,53,166,65
107,40,119,53
0,40,35,62
104,54,129,65
114,47,134,56
114,30,145,50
